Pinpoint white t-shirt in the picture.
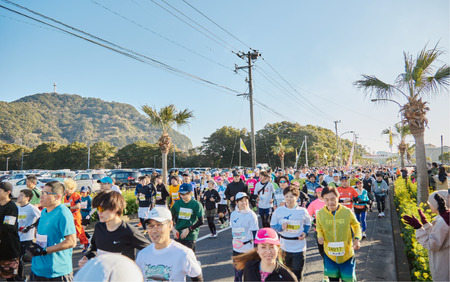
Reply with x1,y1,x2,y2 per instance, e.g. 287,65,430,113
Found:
111,185,122,194
18,203,41,241
216,185,227,205
254,182,275,209
230,209,259,253
324,175,334,184
270,206,311,253
136,240,202,282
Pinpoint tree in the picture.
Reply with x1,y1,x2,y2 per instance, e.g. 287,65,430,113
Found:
354,44,450,205
381,123,411,168
141,105,193,184
89,141,117,169
439,152,450,164
271,136,293,170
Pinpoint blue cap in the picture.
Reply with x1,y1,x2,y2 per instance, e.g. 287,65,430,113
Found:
178,183,193,194
80,186,90,192
340,176,348,180
100,177,113,184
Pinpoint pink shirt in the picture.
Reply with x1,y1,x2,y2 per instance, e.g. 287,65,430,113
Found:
246,179,258,193
307,198,326,217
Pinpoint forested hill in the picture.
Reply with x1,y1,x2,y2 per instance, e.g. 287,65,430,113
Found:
0,93,192,149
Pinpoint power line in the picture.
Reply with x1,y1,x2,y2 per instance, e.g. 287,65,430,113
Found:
148,0,236,52
91,0,234,71
181,0,252,50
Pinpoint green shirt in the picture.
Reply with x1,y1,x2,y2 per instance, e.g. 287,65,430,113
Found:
30,188,41,206
291,178,305,187
170,199,204,241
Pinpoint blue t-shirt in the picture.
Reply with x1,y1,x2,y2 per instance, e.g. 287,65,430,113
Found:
80,196,92,218
32,204,76,278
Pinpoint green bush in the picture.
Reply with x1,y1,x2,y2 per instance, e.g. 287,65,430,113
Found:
122,189,138,216
393,178,434,281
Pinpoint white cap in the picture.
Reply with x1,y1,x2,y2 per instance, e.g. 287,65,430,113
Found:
74,254,144,281
146,207,172,223
235,192,249,201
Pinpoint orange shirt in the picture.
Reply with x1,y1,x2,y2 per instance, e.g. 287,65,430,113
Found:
64,192,81,216
337,186,359,210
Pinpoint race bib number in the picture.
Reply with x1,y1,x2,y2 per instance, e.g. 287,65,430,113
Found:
232,227,245,240
139,193,146,201
248,183,254,189
179,208,192,220
196,183,200,188
156,191,162,198
328,241,345,256
172,192,179,199
3,215,16,225
307,189,316,196
36,233,48,248
80,201,88,209
285,220,301,233
18,214,27,221
64,202,71,208
341,198,350,203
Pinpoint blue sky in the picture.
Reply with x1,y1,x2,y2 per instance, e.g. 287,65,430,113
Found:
0,0,448,154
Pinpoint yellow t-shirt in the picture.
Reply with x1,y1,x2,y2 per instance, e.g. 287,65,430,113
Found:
168,185,180,208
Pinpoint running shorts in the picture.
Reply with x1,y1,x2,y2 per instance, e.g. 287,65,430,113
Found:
324,254,356,282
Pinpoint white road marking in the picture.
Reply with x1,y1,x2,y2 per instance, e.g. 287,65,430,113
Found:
196,226,231,242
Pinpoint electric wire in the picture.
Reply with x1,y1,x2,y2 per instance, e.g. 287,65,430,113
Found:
181,0,252,50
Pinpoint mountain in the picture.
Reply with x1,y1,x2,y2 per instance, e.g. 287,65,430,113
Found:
0,93,192,150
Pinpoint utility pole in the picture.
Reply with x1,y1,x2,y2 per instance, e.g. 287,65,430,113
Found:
305,136,308,167
6,157,10,171
334,120,341,166
19,138,23,170
235,50,260,169
441,135,444,165
53,82,57,93
173,149,176,168
87,146,90,170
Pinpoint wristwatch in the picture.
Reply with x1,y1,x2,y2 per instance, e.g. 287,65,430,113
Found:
42,249,48,256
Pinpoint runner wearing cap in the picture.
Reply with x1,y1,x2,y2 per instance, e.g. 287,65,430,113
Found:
254,171,275,228
233,228,297,281
170,183,204,252
328,174,341,188
78,190,150,268
202,180,221,238
336,177,359,210
225,171,249,212
303,174,321,205
354,181,370,239
0,181,20,280
98,176,122,194
230,192,259,282
270,187,311,280
136,207,203,281
316,187,361,282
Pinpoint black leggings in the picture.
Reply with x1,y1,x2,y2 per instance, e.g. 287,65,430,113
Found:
207,216,216,234
139,218,147,229
375,194,386,213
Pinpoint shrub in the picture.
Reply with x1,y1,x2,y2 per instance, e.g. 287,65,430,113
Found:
393,178,434,281
122,189,138,216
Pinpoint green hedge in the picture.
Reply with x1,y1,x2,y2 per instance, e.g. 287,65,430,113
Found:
88,189,138,223
393,178,435,281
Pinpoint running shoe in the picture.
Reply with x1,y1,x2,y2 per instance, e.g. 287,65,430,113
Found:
362,232,367,239
212,233,217,238
224,220,230,227
219,223,225,229
378,213,382,218
381,212,385,217
323,276,330,282
209,233,214,238
82,243,90,254
136,222,142,227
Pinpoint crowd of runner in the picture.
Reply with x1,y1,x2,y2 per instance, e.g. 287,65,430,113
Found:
0,165,448,281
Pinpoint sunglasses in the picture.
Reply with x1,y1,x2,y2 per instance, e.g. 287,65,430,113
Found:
97,206,107,212
279,180,287,183
42,191,58,196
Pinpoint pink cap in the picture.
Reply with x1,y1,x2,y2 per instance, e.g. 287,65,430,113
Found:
254,228,280,245
316,188,324,195
216,177,223,182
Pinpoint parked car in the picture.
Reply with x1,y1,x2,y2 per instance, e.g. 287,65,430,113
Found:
50,171,76,182
4,173,32,185
107,170,141,188
11,178,54,198
73,172,106,192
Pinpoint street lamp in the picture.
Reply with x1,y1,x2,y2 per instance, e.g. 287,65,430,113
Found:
339,131,354,166
6,157,10,171
371,98,402,107
154,155,157,168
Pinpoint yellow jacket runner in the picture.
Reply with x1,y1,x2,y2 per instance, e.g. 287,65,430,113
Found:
316,204,361,263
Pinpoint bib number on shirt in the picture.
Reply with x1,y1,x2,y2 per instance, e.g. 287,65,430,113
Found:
232,227,245,240
172,193,178,199
64,202,71,208
285,220,301,233
156,191,162,198
179,208,192,220
139,193,146,201
18,214,27,221
80,201,88,209
3,215,16,225
328,241,345,256
307,189,316,196
36,233,48,249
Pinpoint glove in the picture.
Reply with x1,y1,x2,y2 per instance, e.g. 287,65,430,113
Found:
22,226,32,233
402,214,422,229
417,209,429,225
434,193,449,226
26,243,46,257
86,215,91,220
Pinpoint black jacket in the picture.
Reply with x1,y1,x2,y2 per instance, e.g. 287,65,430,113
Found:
202,189,221,210
243,260,298,282
225,180,249,208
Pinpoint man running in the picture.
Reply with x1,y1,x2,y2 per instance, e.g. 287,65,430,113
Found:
317,187,361,282
254,171,275,228
225,171,249,212
337,176,359,210
26,175,41,208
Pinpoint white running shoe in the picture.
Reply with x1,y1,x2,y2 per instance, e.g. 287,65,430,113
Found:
362,232,367,239
224,220,230,227
381,212,385,217
212,233,217,238
378,213,382,218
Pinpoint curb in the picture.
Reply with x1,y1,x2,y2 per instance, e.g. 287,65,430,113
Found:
389,189,411,281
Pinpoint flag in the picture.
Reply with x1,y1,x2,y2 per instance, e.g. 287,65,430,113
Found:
345,136,356,171
389,128,393,149
240,138,249,154
295,148,298,160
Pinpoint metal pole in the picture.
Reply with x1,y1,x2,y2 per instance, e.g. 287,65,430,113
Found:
247,52,257,169
6,157,10,171
334,120,341,166
173,149,176,168
441,135,444,165
154,155,156,168
305,136,308,167
87,146,90,170
239,144,241,167
21,150,24,170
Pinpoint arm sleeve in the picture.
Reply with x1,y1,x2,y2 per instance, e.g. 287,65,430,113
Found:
189,203,204,231
184,249,202,279
85,227,98,259
303,213,312,234
416,220,449,252
316,210,324,238
225,186,231,200
214,190,221,203
270,210,282,232
131,226,151,250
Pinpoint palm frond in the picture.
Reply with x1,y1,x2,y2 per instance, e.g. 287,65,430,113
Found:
174,108,194,128
423,65,450,94
141,105,163,129
353,74,396,99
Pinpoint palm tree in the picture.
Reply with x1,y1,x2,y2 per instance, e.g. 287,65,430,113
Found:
354,44,449,205
141,104,193,184
271,136,293,170
406,144,416,165
381,123,411,168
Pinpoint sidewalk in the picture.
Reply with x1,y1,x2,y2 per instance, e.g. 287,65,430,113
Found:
303,197,397,281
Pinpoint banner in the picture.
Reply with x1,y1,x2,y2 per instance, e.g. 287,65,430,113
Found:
344,135,355,171
240,138,249,154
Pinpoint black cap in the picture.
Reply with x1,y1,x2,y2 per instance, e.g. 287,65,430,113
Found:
232,171,239,177
182,173,189,177
0,181,13,193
